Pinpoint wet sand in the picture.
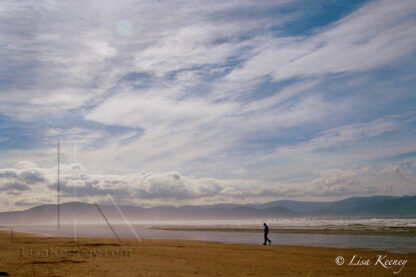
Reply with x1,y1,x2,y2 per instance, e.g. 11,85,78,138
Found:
0,230,415,276
150,226,416,237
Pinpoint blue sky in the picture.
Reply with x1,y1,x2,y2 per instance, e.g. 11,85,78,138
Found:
0,0,416,210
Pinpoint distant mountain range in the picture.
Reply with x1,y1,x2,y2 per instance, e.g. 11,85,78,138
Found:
1,195,415,225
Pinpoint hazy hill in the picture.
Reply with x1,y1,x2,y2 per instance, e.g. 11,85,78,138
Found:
353,196,416,216
0,195,414,225
253,196,399,212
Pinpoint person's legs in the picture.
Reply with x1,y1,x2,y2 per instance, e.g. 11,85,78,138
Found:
264,232,271,245
264,233,271,245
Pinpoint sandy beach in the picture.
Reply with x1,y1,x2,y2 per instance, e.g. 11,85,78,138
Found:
0,230,415,276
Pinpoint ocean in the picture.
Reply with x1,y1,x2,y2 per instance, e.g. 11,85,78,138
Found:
6,217,416,253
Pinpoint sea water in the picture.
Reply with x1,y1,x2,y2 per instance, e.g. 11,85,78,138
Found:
6,218,416,253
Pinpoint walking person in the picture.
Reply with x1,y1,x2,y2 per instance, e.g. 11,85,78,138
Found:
263,223,271,245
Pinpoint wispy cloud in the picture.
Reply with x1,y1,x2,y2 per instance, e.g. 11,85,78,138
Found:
224,0,416,84
1,0,416,208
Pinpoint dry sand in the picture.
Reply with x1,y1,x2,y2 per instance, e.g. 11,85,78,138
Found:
0,230,415,276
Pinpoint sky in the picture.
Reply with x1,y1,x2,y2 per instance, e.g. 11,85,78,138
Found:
0,0,416,211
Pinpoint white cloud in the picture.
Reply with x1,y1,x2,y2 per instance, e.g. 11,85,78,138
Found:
0,162,276,209
1,161,415,210
278,115,400,155
0,167,46,195
134,24,237,76
310,166,416,197
86,89,237,129
0,0,293,120
14,161,38,170
224,0,416,84
311,168,376,196
380,164,401,175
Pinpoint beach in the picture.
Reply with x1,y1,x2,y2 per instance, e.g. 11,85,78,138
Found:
1,230,415,276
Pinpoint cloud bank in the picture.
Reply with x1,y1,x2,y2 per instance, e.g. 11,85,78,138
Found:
1,160,415,211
